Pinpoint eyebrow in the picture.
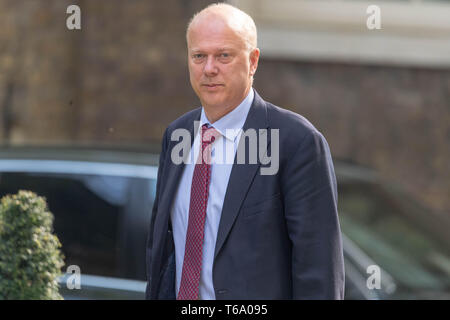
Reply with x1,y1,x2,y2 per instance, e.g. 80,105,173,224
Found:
190,47,235,53
217,47,234,52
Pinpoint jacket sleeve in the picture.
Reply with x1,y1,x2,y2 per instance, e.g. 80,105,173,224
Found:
281,129,345,299
145,127,169,299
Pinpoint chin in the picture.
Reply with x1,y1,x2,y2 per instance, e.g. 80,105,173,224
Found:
201,96,225,108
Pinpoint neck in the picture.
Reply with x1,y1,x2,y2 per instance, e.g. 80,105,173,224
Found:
203,87,251,123
204,104,236,123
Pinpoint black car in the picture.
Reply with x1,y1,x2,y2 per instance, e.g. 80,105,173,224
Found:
337,162,450,299
0,146,449,299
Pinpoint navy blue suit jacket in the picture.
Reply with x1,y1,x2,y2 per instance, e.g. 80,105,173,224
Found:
145,90,345,299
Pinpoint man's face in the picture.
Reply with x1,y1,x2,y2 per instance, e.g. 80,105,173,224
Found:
187,16,259,113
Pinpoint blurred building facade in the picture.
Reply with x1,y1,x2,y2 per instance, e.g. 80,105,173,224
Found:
0,0,449,214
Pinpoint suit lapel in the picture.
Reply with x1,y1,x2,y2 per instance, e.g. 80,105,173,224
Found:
214,90,269,260
158,110,200,232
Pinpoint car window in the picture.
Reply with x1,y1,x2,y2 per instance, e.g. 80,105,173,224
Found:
0,171,156,281
338,182,450,295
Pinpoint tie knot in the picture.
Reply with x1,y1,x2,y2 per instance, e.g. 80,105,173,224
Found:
201,124,220,145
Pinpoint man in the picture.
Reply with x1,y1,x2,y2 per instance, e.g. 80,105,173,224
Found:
145,3,344,300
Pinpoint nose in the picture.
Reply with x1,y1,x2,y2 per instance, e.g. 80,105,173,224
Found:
203,55,218,76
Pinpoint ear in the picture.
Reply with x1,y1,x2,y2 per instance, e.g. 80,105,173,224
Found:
249,48,260,76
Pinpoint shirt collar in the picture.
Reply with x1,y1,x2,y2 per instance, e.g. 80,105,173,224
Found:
200,88,254,142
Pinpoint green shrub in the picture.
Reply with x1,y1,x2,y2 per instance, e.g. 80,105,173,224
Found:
0,190,65,300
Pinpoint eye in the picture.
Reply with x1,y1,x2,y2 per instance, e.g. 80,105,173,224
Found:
192,53,205,60
218,52,232,62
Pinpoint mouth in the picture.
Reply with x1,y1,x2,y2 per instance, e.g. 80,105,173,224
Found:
202,84,224,89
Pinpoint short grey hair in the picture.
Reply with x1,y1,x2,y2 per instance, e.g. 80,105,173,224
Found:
186,3,258,52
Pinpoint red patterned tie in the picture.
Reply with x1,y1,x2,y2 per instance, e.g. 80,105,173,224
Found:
177,123,220,300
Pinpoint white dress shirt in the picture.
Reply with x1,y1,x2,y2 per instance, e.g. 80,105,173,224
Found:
170,88,254,299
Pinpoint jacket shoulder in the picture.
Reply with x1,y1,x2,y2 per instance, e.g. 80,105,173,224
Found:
264,101,322,140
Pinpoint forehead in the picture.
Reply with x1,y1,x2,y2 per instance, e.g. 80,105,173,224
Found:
187,16,246,52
